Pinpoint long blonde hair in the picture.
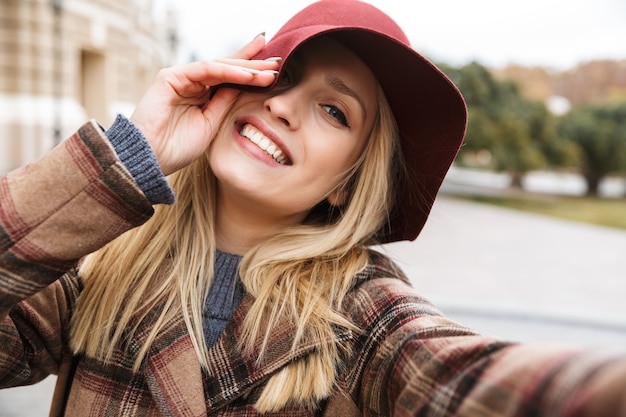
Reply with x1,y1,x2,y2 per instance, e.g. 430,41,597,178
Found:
70,84,400,412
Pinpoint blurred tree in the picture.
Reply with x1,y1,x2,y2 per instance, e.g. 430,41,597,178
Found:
441,62,573,188
491,114,544,188
558,101,626,196
526,102,580,169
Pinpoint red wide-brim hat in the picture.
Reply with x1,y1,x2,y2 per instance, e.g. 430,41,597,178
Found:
251,0,467,243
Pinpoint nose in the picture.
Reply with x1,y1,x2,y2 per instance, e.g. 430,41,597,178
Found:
263,87,301,130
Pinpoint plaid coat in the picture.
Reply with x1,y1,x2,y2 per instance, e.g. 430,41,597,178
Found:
1,121,626,416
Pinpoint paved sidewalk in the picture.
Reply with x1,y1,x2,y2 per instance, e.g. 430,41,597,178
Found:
381,195,626,349
2,195,625,416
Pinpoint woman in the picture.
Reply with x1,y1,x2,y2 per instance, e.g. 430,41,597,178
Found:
1,0,625,415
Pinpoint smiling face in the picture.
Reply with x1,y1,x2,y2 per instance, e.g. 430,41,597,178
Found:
208,36,379,235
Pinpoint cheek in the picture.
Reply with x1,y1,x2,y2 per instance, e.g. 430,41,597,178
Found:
306,141,362,199
206,130,226,167
318,137,366,173
206,127,239,182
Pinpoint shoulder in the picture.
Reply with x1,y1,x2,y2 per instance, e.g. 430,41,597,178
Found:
344,249,445,328
336,250,476,400
354,249,411,285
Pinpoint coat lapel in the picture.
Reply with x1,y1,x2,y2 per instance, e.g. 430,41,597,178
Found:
139,291,353,415
142,321,208,417
202,294,353,411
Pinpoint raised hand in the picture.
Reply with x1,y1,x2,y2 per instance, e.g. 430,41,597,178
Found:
130,34,279,176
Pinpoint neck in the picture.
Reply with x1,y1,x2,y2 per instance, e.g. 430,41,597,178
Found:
214,189,305,256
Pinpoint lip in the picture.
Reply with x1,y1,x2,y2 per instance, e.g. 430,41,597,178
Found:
233,116,293,166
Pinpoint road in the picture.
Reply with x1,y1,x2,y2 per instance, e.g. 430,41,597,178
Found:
383,195,626,349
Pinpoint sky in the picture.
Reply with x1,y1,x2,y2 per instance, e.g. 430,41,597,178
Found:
154,0,626,70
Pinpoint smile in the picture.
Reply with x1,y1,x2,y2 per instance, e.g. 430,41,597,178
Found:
240,124,289,165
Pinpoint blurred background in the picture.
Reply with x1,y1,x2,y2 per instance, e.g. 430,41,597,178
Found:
0,0,625,415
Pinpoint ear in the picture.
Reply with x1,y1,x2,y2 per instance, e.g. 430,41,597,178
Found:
327,188,348,207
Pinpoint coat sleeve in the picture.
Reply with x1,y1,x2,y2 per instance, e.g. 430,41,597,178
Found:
344,268,626,417
0,120,155,387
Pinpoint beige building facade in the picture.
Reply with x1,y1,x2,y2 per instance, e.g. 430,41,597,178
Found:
0,0,177,174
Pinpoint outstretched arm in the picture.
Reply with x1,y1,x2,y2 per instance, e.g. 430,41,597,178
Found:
345,270,626,417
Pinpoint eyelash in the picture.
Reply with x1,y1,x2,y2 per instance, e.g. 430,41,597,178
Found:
322,104,349,128
277,68,294,87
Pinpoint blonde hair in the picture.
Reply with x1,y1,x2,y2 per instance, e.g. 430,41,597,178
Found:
70,85,400,412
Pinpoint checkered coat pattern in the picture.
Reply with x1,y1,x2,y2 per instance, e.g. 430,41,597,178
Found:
1,121,625,416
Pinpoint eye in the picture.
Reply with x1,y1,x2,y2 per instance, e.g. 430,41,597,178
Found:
322,104,350,128
276,67,294,87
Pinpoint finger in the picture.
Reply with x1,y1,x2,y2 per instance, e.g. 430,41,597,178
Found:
203,87,239,116
154,62,273,106
215,57,281,72
180,61,278,89
228,33,267,60
154,65,209,100
202,87,241,133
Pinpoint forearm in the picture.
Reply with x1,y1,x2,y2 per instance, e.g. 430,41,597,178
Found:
0,119,163,387
0,120,154,312
349,276,626,417
366,318,626,417
571,357,626,416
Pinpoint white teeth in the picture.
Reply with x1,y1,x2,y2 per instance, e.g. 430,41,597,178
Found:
250,131,263,145
240,124,288,165
274,151,286,164
258,138,270,151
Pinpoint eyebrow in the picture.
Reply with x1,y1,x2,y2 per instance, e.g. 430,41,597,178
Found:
325,74,368,124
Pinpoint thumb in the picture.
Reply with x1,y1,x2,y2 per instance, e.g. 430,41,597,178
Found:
202,87,240,135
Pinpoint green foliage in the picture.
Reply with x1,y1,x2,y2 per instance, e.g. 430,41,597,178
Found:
558,101,626,195
440,61,626,195
440,62,573,185
525,102,580,168
440,61,626,196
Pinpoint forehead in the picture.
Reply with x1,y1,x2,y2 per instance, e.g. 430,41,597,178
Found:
291,35,375,77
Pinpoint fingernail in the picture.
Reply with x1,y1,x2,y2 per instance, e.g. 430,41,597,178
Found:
264,57,283,62
238,67,279,76
239,67,261,75
255,31,266,39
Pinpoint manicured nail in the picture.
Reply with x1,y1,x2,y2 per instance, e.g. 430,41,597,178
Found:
264,57,283,62
238,67,279,76
255,31,266,39
239,67,261,75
